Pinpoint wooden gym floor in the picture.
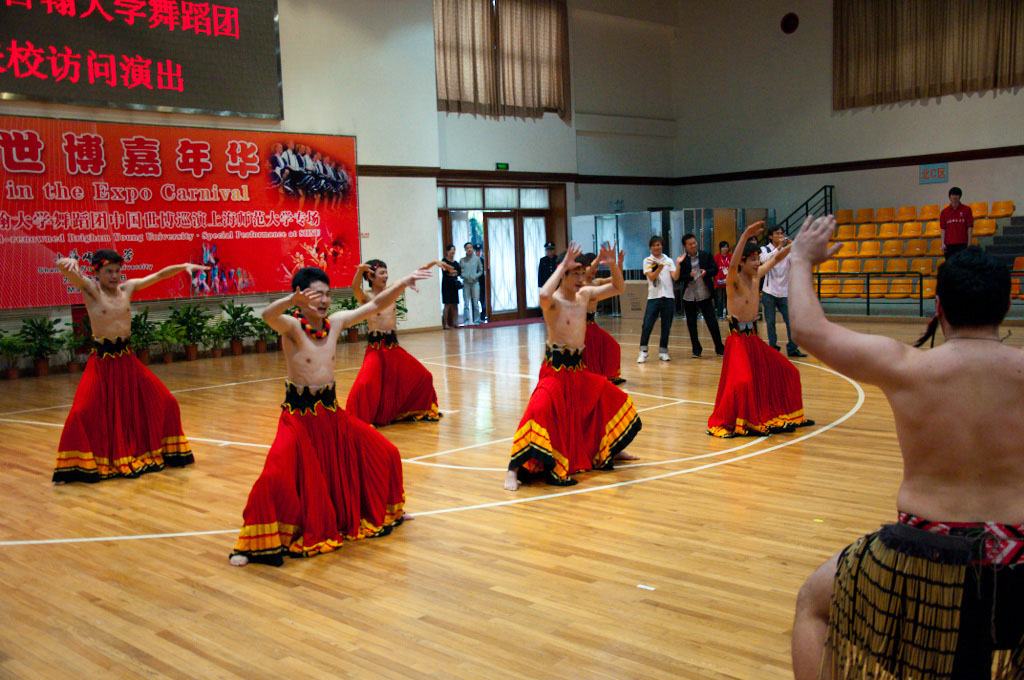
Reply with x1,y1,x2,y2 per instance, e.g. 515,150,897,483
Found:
1,317,1015,680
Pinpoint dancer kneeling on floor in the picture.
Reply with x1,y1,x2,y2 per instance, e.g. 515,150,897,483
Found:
505,242,641,491
230,264,432,567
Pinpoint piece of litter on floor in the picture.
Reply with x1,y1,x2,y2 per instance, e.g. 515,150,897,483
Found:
636,584,655,591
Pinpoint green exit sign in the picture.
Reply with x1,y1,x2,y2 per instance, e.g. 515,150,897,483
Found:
496,162,509,170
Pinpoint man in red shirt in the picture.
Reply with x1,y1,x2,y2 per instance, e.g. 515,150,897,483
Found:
940,186,974,258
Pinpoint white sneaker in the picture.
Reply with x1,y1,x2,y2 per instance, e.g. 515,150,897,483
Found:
659,351,671,361
637,350,648,363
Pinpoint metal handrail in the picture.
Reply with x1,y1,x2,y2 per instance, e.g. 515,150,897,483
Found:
778,185,835,235
815,270,926,316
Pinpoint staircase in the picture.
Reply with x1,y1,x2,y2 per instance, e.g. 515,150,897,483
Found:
776,185,834,236
986,216,1024,268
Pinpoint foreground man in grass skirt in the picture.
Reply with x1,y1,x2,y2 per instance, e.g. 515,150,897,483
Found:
504,242,641,491
706,221,813,438
52,250,206,483
789,217,1024,680
345,258,452,426
229,265,432,567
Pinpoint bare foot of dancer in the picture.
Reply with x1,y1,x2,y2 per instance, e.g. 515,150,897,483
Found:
503,469,521,491
229,554,249,567
615,451,640,461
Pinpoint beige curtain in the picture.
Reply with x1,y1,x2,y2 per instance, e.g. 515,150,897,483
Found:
435,0,571,121
833,0,1024,110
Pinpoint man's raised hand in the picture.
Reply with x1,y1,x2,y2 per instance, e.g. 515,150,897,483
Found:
792,215,841,265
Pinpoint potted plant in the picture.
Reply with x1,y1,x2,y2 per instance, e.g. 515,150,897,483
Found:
169,303,212,361
219,300,259,355
0,332,27,380
153,319,184,363
330,296,364,343
17,317,63,376
60,325,92,373
130,308,156,365
252,318,279,353
205,319,230,358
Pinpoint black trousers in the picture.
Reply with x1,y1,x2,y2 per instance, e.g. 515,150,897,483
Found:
682,296,724,355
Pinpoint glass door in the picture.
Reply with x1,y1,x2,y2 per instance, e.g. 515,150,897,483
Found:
483,213,518,320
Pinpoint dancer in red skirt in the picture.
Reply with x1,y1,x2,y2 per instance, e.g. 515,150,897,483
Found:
581,251,626,385
230,264,432,566
707,222,813,437
505,242,641,491
52,250,206,483
345,258,452,426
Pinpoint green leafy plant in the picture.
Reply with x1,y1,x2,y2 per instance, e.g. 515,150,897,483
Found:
17,317,63,361
0,332,27,370
130,309,157,353
329,296,366,330
168,303,213,346
203,319,230,350
60,325,92,363
218,300,259,341
153,319,185,355
253,318,280,342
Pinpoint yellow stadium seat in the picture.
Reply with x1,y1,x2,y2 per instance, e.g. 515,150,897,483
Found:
858,240,881,258
1011,279,1021,300
835,241,859,258
835,209,855,224
923,220,941,238
971,237,979,246
974,219,997,237
927,239,944,257
968,202,988,218
919,205,941,221
908,258,935,276
840,259,862,274
990,201,1015,219
877,222,900,239
896,206,917,222
818,260,840,274
881,240,904,257
921,278,937,299
835,223,857,241
838,280,865,298
875,207,896,222
885,259,909,274
854,223,878,240
1012,256,1024,273
886,278,914,299
862,258,885,274
818,277,841,297
868,278,889,297
903,239,928,257
855,208,875,223
900,222,923,238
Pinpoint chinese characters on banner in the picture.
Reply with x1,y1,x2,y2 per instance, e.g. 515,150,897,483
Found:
0,114,359,309
0,0,281,118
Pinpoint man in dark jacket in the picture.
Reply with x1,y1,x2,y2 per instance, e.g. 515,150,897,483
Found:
676,233,725,357
538,242,558,288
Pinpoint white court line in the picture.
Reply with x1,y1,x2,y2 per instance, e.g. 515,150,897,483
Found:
421,360,533,380
0,365,864,547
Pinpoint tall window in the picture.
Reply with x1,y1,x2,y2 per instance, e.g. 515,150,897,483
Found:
833,0,1024,110
434,0,572,121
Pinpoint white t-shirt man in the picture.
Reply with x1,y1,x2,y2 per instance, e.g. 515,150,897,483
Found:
643,254,676,299
760,244,791,298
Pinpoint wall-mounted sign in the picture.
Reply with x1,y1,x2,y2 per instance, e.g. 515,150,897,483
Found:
919,163,948,184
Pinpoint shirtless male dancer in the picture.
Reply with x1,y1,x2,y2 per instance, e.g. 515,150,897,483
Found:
504,242,641,491
790,216,1024,679
52,250,206,483
345,259,452,426
230,264,432,566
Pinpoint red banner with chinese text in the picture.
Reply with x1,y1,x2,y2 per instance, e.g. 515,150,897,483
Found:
0,115,359,309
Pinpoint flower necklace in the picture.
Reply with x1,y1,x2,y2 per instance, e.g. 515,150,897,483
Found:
292,311,329,339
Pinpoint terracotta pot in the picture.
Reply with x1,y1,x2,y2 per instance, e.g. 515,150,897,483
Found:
211,348,223,358
347,327,360,343
162,352,174,364
5,366,19,380
255,339,267,353
184,344,198,361
230,339,244,356
66,360,82,374
34,358,49,377
137,348,151,365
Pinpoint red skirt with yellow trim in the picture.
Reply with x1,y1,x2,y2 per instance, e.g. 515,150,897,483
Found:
707,320,813,437
510,345,641,485
53,337,193,483
345,330,441,426
231,383,405,566
583,315,623,383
